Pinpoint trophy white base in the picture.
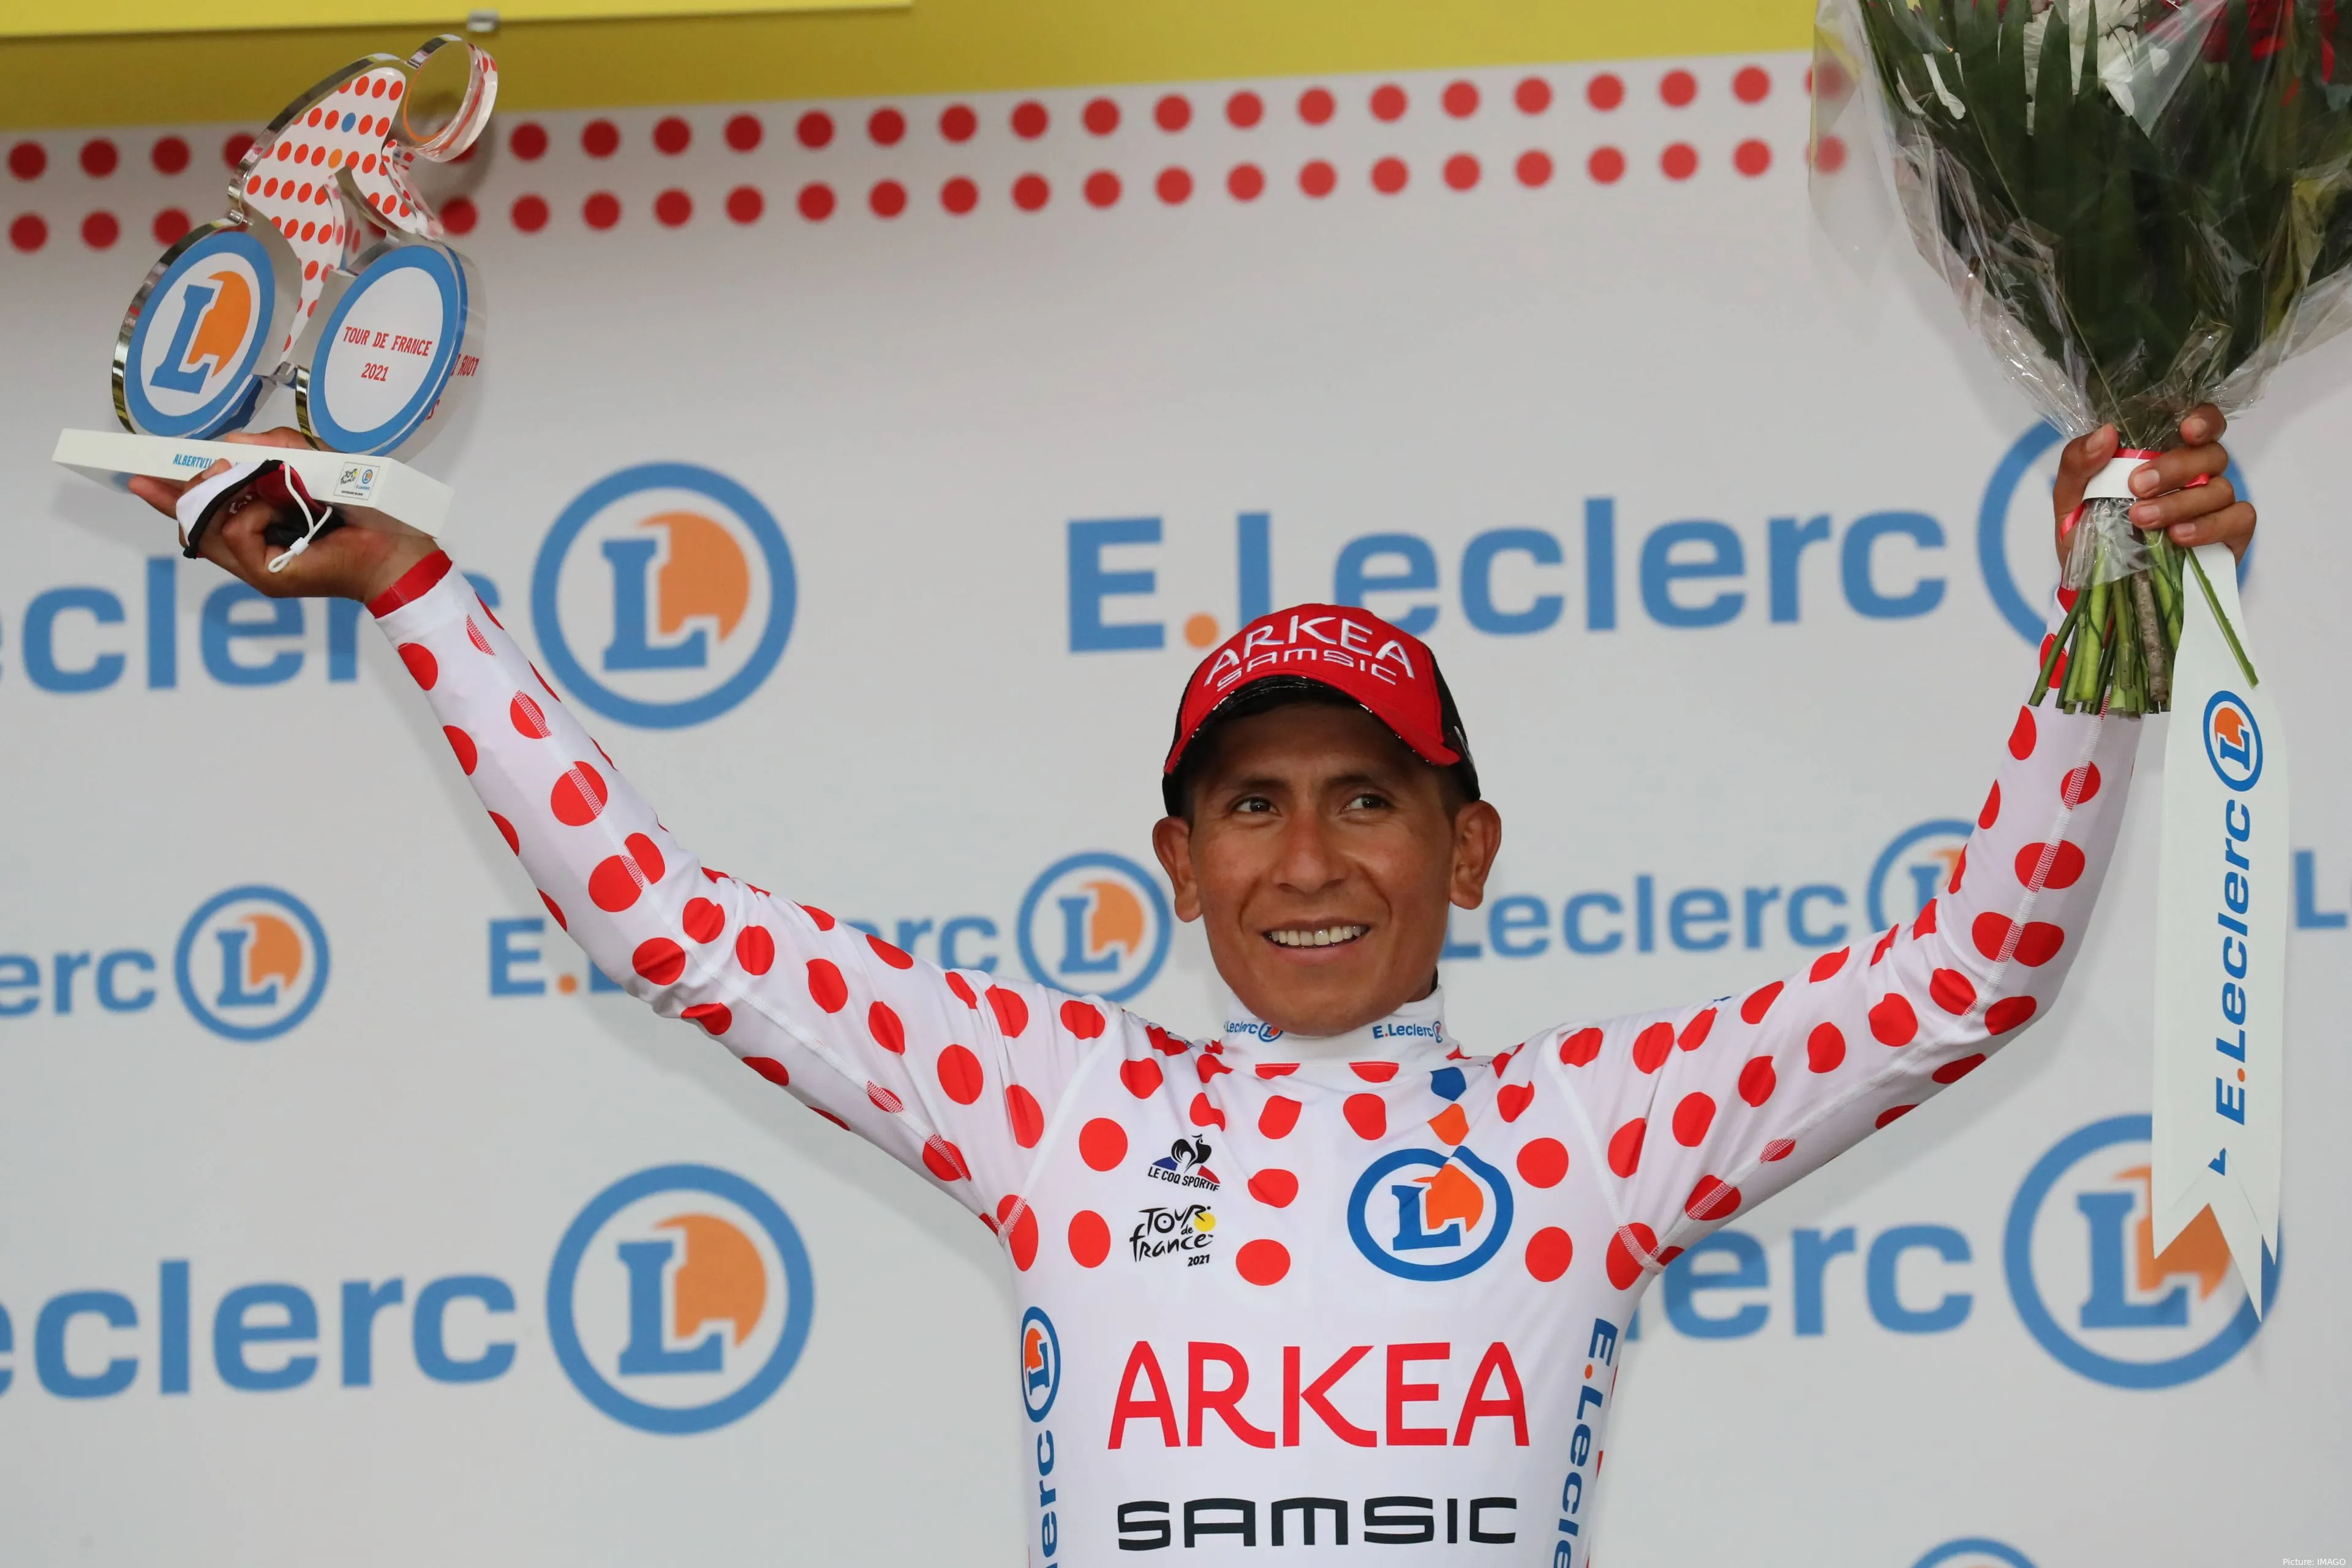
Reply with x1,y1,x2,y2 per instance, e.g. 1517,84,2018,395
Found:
52,429,455,534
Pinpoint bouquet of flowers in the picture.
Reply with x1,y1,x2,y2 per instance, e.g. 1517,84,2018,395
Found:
1812,0,2352,714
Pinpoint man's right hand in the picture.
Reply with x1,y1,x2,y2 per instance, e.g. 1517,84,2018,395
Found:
127,426,440,603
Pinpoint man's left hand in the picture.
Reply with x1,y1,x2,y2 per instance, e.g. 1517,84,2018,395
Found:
2049,402,2256,564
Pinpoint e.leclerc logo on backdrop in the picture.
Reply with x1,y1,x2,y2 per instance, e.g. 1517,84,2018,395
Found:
547,1163,814,1434
1018,852,1172,1003
173,885,330,1042
532,464,797,729
1910,1540,2037,1568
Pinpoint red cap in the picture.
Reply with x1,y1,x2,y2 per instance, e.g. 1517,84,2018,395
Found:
1162,604,1476,812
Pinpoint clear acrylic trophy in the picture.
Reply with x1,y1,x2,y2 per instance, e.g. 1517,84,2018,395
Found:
53,34,496,535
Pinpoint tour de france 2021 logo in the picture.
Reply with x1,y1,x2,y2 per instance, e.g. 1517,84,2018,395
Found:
2203,692,2263,793
547,1164,815,1434
173,885,330,1042
532,464,797,730
1017,852,1173,1005
1869,818,1974,932
1348,1144,1515,1283
2005,1114,2275,1391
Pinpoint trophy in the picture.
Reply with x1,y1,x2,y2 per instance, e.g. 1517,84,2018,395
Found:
53,34,496,543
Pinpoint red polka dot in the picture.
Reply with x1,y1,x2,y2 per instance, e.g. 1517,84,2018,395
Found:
1515,77,1553,114
867,1082,903,1114
1119,1057,1163,1098
1875,1104,1917,1129
735,925,774,975
1075,1115,1128,1171
1660,69,1698,107
1661,143,1698,179
797,183,835,222
1371,156,1408,194
1343,1094,1386,1140
2021,923,2067,966
396,643,437,688
1007,1084,1045,1147
1679,1008,1717,1052
633,937,686,985
2061,763,2101,807
1155,166,1192,203
1227,90,1264,127
587,840,661,912
1298,87,1335,124
1980,781,2002,829
1686,1175,1741,1220
146,208,187,246
1811,947,1850,982
1371,83,1408,121
1738,1055,1777,1107
502,122,547,164
150,135,190,175
1607,1117,1646,1177
1734,139,1771,176
584,192,620,230
539,891,566,929
1442,153,1479,190
1515,149,1553,186
1930,968,1977,1015
1932,1052,1987,1085
1807,1022,1846,1073
869,107,906,145
987,985,1030,1036
222,132,255,169
864,935,913,971
1250,1058,1292,1074
2009,707,2038,759
744,1056,790,1087
1631,1021,1673,1074
1588,72,1626,110
649,115,690,156
726,186,764,224
1740,981,1784,1024
813,1107,850,1130
2016,840,2084,891
441,725,477,774
1735,64,1772,103
868,179,907,217
921,1136,969,1182
1299,159,1336,197
1259,1096,1301,1138
940,104,976,142
1672,1092,1716,1147
1498,1082,1534,1121
549,762,609,826
9,140,45,180
1153,93,1191,132
683,1002,731,1037
1077,96,1119,137
1235,1238,1290,1286
1069,1210,1110,1267
941,176,978,214
669,899,720,945
1526,1227,1574,1281
1189,1092,1226,1129
511,194,549,232
488,812,519,854
1605,1223,1655,1289
796,110,834,149
943,971,978,1008
1011,100,1049,139
1005,1202,1039,1270
1869,993,1920,1046
1913,899,1940,939
506,692,549,737
806,958,848,1012
1517,1137,1569,1188
1949,849,1969,894
802,905,837,932
1588,146,1626,183
1228,1166,1296,1213
1972,913,2015,961
1344,1061,1395,1084
1047,1000,1102,1040
1226,162,1264,200
80,138,118,177
1442,80,1479,118
719,112,763,153
582,119,619,158
1559,1027,1604,1066
1762,1137,1796,1162
654,189,692,227
1012,173,1049,210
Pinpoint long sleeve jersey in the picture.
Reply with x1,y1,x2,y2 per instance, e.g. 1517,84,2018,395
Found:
371,551,2136,1565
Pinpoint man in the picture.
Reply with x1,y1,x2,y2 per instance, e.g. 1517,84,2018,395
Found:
130,412,2252,1562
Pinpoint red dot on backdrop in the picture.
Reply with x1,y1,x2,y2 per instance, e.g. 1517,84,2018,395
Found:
80,138,119,177
1444,153,1480,190
1662,142,1698,179
1812,135,1848,173
441,196,478,234
152,207,190,244
726,184,764,223
1370,83,1407,121
1516,77,1553,115
654,116,691,155
797,111,834,149
1442,80,1479,118
1012,172,1049,209
869,178,907,216
582,120,620,158
1735,138,1772,176
1736,65,1772,103
941,175,978,213
1661,69,1698,107
654,189,692,226
1227,162,1264,200
7,140,42,180
1227,90,1263,127
583,191,620,228
1299,159,1335,197
1588,72,1626,110
222,132,254,169
725,113,763,151
150,135,189,175
511,121,548,160
1156,165,1191,203
1155,93,1191,131
1083,97,1120,135
1589,145,1627,183
1517,149,1553,186
1011,100,1049,139
940,104,977,143
797,182,835,221
1299,86,1335,125
869,107,906,145
1372,156,1408,194
1084,169,1120,207
511,194,549,232
9,213,46,252
81,211,119,249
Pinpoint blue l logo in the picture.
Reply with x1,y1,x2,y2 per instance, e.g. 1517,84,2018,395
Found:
212,926,279,1009
615,1235,724,1376
152,282,223,394
600,537,707,672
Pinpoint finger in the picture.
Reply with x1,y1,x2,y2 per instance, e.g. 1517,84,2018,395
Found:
2129,442,2228,497
2169,500,2255,557
2178,404,2227,447
2130,475,2237,531
2053,423,2117,523
127,458,233,521
220,426,318,453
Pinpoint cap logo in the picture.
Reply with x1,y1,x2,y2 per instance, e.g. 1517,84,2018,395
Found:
1210,612,1417,692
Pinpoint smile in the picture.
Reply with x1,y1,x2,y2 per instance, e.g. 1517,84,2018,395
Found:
1264,925,1368,949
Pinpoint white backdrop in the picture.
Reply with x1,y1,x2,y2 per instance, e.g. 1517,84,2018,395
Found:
1,51,2346,1567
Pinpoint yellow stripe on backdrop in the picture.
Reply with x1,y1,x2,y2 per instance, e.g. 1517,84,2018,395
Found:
0,0,1808,132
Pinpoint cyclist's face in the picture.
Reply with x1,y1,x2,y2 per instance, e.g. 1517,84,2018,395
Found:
1152,704,1501,1039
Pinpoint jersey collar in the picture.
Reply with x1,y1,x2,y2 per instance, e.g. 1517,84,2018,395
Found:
1212,984,1459,1069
